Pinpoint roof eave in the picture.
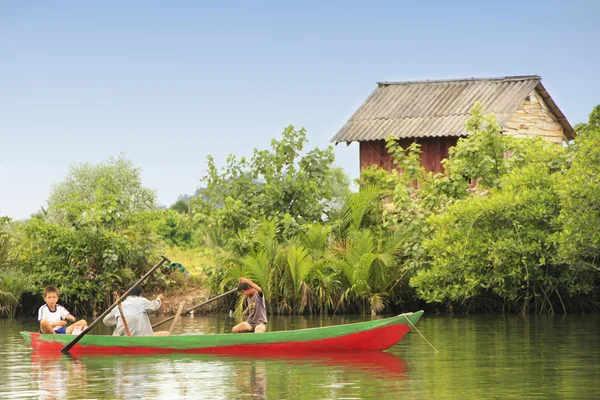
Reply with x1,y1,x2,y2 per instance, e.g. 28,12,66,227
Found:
535,82,576,141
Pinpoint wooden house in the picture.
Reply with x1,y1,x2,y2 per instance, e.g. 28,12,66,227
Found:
331,76,575,174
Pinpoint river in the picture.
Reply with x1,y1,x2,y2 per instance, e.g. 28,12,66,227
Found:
1,312,598,399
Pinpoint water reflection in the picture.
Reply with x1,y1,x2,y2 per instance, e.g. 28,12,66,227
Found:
228,351,408,378
24,350,407,399
29,353,89,400
6,314,600,399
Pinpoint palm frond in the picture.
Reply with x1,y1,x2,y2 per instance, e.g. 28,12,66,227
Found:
339,186,382,237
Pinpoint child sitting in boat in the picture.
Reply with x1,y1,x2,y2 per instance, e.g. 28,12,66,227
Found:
39,286,88,335
232,277,267,333
102,285,170,336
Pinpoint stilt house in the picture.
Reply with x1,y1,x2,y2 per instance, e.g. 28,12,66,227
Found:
331,75,575,174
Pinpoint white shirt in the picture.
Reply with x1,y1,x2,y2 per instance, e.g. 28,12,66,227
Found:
38,304,70,331
103,295,162,336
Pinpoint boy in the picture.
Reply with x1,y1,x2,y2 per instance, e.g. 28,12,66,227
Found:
102,284,170,336
232,277,267,333
39,286,87,334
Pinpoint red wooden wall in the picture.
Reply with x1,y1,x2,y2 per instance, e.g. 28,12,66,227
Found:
359,137,459,174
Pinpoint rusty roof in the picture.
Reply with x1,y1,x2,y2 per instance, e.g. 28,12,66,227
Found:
331,76,575,142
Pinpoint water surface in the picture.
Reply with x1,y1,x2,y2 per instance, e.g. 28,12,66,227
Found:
1,313,598,399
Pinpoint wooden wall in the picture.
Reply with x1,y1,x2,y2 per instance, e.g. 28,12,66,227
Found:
360,137,459,174
503,89,566,144
358,91,568,175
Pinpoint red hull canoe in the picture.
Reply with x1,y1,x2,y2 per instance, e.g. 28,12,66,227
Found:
21,311,423,355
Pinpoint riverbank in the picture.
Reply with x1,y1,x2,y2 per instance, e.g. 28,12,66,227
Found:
158,286,229,315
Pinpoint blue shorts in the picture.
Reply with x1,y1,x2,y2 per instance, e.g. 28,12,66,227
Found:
40,327,67,334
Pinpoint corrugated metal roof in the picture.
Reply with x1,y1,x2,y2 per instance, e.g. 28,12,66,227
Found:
331,76,575,142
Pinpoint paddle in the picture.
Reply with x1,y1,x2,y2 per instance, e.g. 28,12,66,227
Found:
60,254,171,354
151,287,237,329
114,292,132,336
169,301,185,335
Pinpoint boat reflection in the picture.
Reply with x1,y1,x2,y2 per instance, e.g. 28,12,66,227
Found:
30,353,89,400
29,351,407,398
221,351,408,378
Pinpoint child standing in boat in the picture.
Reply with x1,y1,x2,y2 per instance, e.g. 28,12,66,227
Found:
38,286,87,334
232,277,267,333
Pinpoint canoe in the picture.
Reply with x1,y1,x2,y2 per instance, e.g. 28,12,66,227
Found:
20,310,423,355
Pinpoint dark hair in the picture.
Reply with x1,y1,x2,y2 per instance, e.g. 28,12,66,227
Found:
125,284,143,297
43,286,59,297
238,282,251,291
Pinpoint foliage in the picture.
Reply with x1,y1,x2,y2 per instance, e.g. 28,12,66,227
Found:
170,199,190,214
163,244,211,276
0,267,35,318
157,211,201,248
14,157,164,315
0,216,10,268
410,105,600,314
554,105,600,277
195,126,340,239
6,105,600,318
445,102,510,189
47,155,157,223
198,105,600,315
1,216,34,317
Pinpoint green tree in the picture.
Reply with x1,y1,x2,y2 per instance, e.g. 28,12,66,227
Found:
196,126,341,238
15,156,163,314
170,199,190,214
409,105,592,314
555,105,600,278
445,102,510,189
47,155,157,224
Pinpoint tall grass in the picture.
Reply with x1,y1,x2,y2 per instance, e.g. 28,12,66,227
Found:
164,244,213,276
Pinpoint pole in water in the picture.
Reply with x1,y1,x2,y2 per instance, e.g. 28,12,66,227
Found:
403,313,439,354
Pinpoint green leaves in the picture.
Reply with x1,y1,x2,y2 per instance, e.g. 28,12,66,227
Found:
197,126,339,240
47,155,157,224
11,156,163,315
338,185,381,236
287,245,312,291
555,105,600,271
445,102,510,189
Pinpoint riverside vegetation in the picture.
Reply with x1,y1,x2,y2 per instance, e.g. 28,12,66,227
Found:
1,103,599,318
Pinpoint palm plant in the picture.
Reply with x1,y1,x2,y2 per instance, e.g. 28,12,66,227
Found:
0,221,35,318
0,268,35,318
223,219,283,314
334,229,395,315
336,185,382,239
285,244,315,313
307,267,341,314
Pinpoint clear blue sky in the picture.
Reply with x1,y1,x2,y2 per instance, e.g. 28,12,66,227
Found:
1,1,598,219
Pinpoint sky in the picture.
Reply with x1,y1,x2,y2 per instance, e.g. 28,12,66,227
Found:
1,1,599,220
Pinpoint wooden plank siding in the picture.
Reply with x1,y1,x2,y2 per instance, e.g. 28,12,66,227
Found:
502,89,566,144
359,137,459,174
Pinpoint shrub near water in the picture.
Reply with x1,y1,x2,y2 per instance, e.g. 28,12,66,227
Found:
14,156,164,316
554,106,600,285
0,216,34,318
177,108,600,315
411,104,600,314
5,106,600,317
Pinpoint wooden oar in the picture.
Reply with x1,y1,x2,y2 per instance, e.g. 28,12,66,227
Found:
60,254,171,354
169,301,185,335
114,292,132,336
151,288,237,329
